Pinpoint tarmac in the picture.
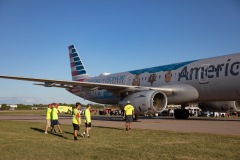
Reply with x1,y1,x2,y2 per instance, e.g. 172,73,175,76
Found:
0,114,239,135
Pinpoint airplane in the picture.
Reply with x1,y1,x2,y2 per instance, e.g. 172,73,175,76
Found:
1,45,240,120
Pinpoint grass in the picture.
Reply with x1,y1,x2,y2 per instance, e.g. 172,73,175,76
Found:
0,121,240,160
0,110,45,115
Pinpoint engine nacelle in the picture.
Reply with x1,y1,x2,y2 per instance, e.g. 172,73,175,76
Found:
198,101,240,112
119,90,167,114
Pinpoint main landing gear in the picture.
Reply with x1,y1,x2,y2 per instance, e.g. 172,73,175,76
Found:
174,105,189,119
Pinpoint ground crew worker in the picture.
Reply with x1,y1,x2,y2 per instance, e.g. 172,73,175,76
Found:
124,101,135,131
44,104,52,134
72,102,81,141
82,104,92,138
51,103,63,134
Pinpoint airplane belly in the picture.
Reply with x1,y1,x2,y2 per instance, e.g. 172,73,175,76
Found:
196,75,240,101
89,98,120,104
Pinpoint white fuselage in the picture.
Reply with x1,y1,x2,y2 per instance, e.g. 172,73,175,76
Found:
67,53,240,105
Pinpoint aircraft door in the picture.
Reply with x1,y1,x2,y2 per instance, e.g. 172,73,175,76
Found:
198,64,209,84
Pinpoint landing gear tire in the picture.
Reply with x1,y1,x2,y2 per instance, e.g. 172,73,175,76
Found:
174,109,189,119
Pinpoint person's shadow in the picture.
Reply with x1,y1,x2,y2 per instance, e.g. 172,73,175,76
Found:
30,127,45,133
30,127,68,139
63,131,84,138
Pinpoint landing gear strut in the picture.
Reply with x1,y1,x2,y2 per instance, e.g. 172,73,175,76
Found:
174,105,189,119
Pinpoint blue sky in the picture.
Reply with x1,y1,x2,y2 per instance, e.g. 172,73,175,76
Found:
0,0,240,104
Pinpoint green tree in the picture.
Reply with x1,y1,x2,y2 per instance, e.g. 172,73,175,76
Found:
1,104,10,110
16,104,31,110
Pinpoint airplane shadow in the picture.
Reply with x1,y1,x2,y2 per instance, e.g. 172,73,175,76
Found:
30,127,68,139
91,116,123,122
186,117,240,122
143,116,240,122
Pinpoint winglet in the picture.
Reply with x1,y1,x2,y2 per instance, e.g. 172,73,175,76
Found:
68,45,89,81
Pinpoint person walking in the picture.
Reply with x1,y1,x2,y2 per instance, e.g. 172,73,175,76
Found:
124,101,135,131
51,103,63,134
72,102,81,141
82,104,92,138
44,104,52,134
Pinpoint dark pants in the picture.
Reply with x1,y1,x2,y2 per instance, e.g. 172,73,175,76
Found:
125,115,133,123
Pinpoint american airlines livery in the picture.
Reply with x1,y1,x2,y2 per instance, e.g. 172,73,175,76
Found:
1,45,240,119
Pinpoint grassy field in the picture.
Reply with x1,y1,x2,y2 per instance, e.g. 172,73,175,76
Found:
0,121,240,160
0,110,46,115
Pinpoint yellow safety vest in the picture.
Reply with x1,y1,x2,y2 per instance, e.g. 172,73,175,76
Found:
52,108,58,120
124,104,134,115
46,108,52,120
72,108,81,124
84,108,91,123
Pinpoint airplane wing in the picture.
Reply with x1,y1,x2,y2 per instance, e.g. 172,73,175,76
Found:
0,75,173,96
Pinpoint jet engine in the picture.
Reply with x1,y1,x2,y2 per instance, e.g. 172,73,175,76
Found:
119,90,168,114
198,101,240,112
